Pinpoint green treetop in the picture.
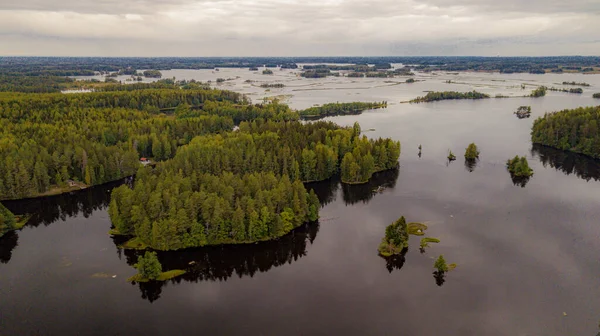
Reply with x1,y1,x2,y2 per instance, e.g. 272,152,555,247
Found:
464,143,480,160
134,251,163,280
506,156,533,177
434,255,449,272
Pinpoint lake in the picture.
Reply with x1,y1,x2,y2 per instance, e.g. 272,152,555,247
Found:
3,68,600,335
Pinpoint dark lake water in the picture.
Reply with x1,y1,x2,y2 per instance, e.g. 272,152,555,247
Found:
4,70,600,335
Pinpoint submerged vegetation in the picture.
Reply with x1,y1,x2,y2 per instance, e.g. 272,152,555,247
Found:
531,106,600,159
420,237,440,249
378,216,409,257
515,106,532,119
410,91,490,103
447,150,456,161
298,101,387,119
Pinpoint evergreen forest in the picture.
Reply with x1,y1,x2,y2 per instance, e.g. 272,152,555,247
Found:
531,106,600,159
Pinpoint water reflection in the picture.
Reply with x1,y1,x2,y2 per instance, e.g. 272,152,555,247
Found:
433,271,446,287
1,177,133,227
531,144,600,182
120,221,320,302
464,159,477,172
0,178,132,265
309,169,399,207
381,248,408,273
509,175,531,188
0,231,18,264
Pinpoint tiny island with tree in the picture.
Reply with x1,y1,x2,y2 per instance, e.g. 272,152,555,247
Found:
378,216,409,257
515,106,532,119
128,251,186,282
464,143,480,160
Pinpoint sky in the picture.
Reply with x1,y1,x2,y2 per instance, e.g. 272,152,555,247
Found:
1,0,599,56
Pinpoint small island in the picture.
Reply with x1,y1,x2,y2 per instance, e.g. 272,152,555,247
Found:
260,83,285,88
530,86,547,97
378,216,409,257
506,156,534,177
298,101,387,119
410,91,490,103
262,69,274,75
562,81,590,87
143,70,162,78
464,143,480,160
127,251,186,282
515,106,532,119
593,93,600,99
447,150,456,161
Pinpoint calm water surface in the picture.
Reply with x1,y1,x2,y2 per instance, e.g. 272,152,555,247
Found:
3,69,600,335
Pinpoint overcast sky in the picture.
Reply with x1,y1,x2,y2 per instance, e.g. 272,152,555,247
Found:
1,0,599,56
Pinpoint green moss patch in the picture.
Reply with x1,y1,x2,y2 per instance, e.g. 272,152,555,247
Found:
408,222,428,236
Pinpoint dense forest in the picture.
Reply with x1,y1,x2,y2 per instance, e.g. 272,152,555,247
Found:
298,102,388,119
410,91,490,103
108,119,399,249
531,106,600,158
0,87,275,200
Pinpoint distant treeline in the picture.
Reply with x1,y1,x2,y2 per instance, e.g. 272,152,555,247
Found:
2,56,598,76
548,87,583,94
260,83,285,88
532,106,600,159
562,81,590,87
410,91,490,103
299,102,387,119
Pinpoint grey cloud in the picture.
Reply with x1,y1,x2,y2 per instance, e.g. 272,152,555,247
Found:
0,0,598,56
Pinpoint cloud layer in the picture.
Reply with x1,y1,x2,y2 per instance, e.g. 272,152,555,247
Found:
1,0,599,56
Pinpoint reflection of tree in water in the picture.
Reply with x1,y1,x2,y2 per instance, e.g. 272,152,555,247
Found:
0,231,18,264
531,144,600,182
433,271,446,286
2,177,133,228
381,248,408,273
464,159,477,172
510,175,531,188
308,168,399,207
0,178,132,266
118,221,320,303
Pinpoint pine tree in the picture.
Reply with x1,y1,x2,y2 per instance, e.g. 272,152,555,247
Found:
134,251,163,280
434,255,449,272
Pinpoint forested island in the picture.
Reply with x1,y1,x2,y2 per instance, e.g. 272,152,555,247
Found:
594,93,600,99
143,70,162,78
298,102,388,119
548,87,583,94
506,156,534,177
530,86,547,97
378,216,409,257
260,83,285,88
562,81,590,87
531,106,600,159
410,91,490,103
108,119,399,249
